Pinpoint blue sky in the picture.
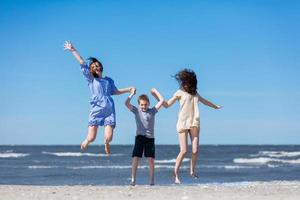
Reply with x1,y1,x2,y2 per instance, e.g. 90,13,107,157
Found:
1,0,299,145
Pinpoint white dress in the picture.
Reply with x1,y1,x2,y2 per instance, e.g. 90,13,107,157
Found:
173,89,200,133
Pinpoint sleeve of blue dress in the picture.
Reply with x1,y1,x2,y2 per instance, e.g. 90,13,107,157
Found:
108,78,118,95
80,61,92,82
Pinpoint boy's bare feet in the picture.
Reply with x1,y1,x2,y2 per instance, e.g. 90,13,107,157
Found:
104,143,110,154
80,139,89,150
149,177,155,186
130,179,136,186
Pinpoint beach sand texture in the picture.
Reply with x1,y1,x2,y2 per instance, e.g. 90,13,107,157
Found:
1,181,300,200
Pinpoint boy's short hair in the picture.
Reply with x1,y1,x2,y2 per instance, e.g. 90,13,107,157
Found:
138,94,150,104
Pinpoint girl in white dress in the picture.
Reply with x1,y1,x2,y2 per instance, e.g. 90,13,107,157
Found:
161,69,221,184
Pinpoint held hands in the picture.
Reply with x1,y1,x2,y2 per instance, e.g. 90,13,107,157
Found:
63,41,76,52
129,87,136,97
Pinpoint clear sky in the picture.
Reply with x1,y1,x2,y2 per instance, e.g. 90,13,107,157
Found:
1,0,299,145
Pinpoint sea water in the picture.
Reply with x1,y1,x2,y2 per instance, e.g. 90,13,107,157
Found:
0,145,299,185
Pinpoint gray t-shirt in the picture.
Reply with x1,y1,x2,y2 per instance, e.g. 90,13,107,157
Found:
131,106,158,139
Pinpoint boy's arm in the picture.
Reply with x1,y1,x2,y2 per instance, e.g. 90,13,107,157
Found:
152,91,178,108
198,94,222,109
115,87,136,95
125,89,136,110
150,88,164,111
64,41,84,64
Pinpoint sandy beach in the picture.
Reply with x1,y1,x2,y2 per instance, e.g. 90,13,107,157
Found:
1,181,300,200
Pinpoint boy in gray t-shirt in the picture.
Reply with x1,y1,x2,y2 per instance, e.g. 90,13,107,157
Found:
125,88,164,186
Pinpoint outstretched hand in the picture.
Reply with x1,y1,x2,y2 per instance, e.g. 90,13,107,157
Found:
64,41,75,52
215,105,222,109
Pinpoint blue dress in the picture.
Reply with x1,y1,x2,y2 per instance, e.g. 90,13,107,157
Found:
80,61,117,127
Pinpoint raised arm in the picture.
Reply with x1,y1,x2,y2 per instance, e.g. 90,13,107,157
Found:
64,41,84,64
198,94,222,109
152,90,178,108
150,88,164,111
125,88,136,110
115,87,136,95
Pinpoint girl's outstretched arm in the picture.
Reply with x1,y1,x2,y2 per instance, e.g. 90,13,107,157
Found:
115,87,136,95
198,94,222,109
163,96,178,108
64,41,84,64
150,88,164,111
152,92,178,108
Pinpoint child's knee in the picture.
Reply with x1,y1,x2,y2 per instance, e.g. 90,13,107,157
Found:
104,132,113,142
148,157,155,163
192,149,198,155
180,149,188,156
104,136,112,143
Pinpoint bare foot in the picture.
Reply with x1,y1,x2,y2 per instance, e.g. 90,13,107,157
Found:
80,139,89,150
174,176,181,184
104,143,110,154
173,172,181,184
130,179,136,186
190,173,199,179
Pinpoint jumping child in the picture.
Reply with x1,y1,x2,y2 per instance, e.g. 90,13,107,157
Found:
64,41,135,154
125,88,164,186
154,69,221,184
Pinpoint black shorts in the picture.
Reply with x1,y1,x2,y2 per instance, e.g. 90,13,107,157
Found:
132,135,155,158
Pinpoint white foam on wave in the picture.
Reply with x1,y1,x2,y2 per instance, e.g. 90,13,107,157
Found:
67,165,189,170
28,166,58,169
267,164,279,168
0,153,29,158
223,165,259,170
253,151,300,158
42,151,123,157
68,165,132,169
4,150,14,153
156,158,189,164
201,165,259,170
234,157,300,164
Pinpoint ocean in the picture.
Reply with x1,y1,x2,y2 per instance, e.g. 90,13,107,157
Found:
0,145,299,185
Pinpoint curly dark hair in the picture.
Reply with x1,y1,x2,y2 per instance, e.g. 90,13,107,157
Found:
175,69,197,95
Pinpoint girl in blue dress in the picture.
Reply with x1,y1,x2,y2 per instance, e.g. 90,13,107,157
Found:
64,41,135,154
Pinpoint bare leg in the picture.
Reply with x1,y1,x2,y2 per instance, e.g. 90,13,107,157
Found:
189,127,200,178
174,131,188,184
104,125,114,154
131,157,140,186
148,157,155,185
81,126,98,150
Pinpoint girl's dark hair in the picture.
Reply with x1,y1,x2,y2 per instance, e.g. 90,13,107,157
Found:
88,57,103,78
175,68,197,95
